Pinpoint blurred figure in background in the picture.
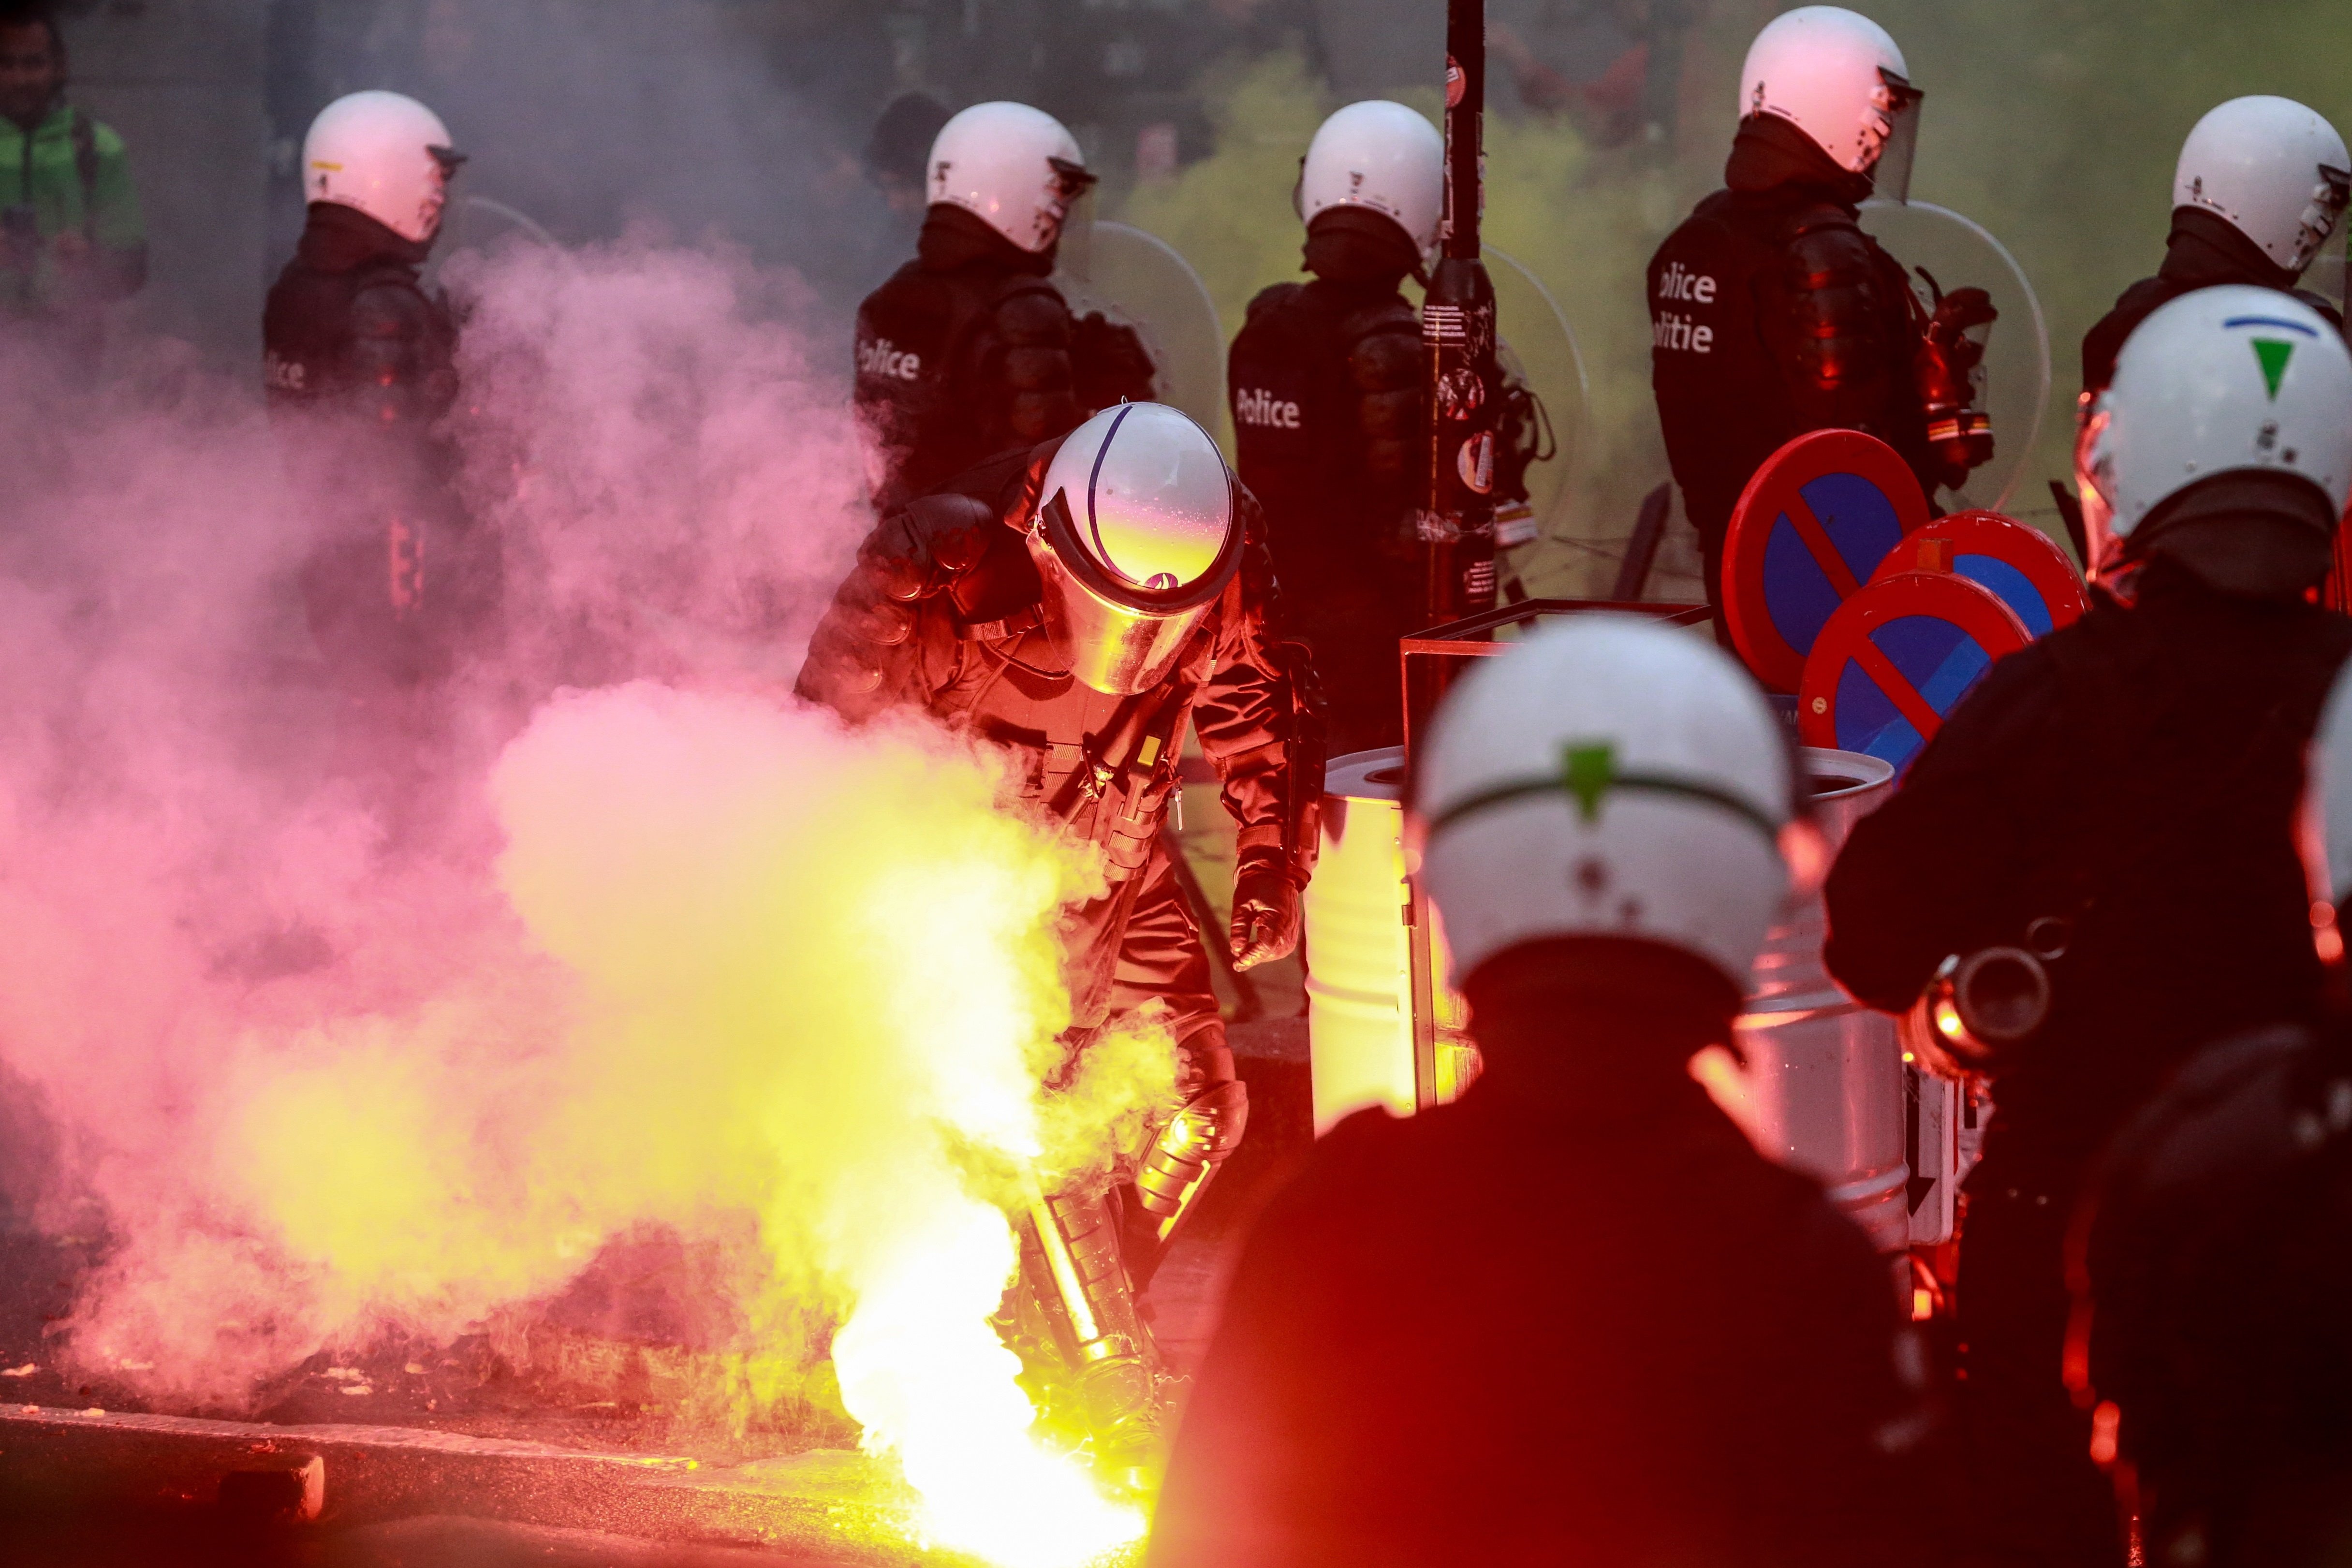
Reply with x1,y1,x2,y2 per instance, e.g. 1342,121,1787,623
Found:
2070,97,2349,584
1647,5,1994,641
1150,616,1935,1568
852,101,1154,512
0,0,145,381
1225,100,1434,753
1825,286,2352,1568
264,89,492,792
2074,659,2352,1568
862,90,952,222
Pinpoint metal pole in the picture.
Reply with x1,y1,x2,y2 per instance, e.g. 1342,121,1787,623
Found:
1419,0,1500,630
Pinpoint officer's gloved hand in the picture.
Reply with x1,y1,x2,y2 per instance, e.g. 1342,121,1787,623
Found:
795,493,999,718
1229,849,1303,970
1915,286,1999,491
1072,311,1157,412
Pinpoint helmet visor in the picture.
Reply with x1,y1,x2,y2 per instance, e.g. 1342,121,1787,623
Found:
1868,71,1924,204
1030,484,1241,695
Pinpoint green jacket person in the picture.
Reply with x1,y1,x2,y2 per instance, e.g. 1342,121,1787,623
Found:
0,4,145,362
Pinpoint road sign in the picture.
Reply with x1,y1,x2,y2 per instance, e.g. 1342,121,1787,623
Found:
1797,569,2030,773
1723,428,1930,692
1870,509,2087,637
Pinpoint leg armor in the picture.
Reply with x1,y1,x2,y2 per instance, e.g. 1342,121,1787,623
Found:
1012,1181,1164,1475
1133,1077,1250,1246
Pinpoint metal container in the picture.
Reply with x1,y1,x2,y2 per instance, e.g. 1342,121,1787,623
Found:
1303,747,1415,1134
1721,748,1914,1252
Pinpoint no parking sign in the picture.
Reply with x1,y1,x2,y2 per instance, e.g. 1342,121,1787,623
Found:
1870,509,2087,636
1797,569,2031,773
1722,430,1930,692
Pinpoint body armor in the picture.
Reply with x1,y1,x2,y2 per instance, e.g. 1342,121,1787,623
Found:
264,202,483,700
797,436,1322,1465
854,207,1154,511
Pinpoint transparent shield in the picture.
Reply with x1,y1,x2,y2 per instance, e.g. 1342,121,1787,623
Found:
1483,244,1590,555
423,194,554,289
1858,198,2053,513
1055,219,1229,446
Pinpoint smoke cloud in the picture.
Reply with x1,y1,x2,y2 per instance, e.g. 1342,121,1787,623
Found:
0,228,1172,1557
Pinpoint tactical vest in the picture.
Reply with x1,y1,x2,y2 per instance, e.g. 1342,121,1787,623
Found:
1648,189,1921,542
854,261,1075,507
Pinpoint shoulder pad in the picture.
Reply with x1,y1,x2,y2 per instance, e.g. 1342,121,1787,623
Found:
1778,200,1864,243
994,280,1073,347
1243,281,1308,324
348,275,439,340
1338,296,1418,342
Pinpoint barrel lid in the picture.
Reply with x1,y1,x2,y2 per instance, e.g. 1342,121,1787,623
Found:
1796,747,1895,802
1325,745,1408,802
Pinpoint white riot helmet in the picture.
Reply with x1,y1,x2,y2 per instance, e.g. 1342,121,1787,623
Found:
1414,616,1806,993
2087,285,2352,593
927,102,1093,255
1028,403,1241,695
1737,6,1921,200
302,90,463,245
2175,97,2352,275
1297,100,1444,260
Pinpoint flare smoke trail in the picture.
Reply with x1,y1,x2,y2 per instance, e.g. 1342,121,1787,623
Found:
0,233,1169,1561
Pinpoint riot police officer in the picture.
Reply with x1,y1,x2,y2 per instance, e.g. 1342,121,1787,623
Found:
1226,100,1435,753
1149,616,1935,1568
2071,98,2349,582
2076,660,2352,1568
795,402,1322,1474
1825,286,2352,1568
852,101,1154,512
264,90,489,760
1648,5,1995,636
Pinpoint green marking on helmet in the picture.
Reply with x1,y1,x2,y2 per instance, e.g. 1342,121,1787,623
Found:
2254,337,2296,400
1562,742,1616,822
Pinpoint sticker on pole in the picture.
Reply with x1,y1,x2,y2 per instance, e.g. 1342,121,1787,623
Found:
1869,510,2087,637
1796,570,2030,774
1722,429,1930,693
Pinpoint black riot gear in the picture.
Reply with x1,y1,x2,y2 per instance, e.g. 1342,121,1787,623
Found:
1225,210,1427,753
1147,940,1940,1568
2075,1023,2352,1568
796,428,1323,1467
2081,206,2346,400
1649,115,1985,627
1824,556,2352,1568
264,200,490,707
853,204,1154,512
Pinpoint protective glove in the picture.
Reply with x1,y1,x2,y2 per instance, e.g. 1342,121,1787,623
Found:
794,492,999,718
1228,850,1303,970
1071,311,1158,413
1914,284,1999,491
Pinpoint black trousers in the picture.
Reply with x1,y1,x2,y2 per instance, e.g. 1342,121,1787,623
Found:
1956,1161,2126,1568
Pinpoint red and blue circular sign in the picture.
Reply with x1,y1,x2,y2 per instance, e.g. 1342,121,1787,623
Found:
1722,429,1930,693
1797,570,2030,773
1869,510,2087,637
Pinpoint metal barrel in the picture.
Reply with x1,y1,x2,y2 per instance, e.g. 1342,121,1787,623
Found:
1728,748,1910,1251
1303,747,1416,1134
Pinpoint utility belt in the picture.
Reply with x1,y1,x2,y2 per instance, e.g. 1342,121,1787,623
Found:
1031,698,1189,886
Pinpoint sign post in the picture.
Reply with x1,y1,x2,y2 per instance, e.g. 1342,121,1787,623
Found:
1419,0,1500,628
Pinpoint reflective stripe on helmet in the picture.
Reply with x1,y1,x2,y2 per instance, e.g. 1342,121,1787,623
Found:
1424,741,1785,847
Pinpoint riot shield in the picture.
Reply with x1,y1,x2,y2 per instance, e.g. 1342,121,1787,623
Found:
1484,245,1589,552
1056,219,1228,442
423,195,555,288
1858,199,2052,513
